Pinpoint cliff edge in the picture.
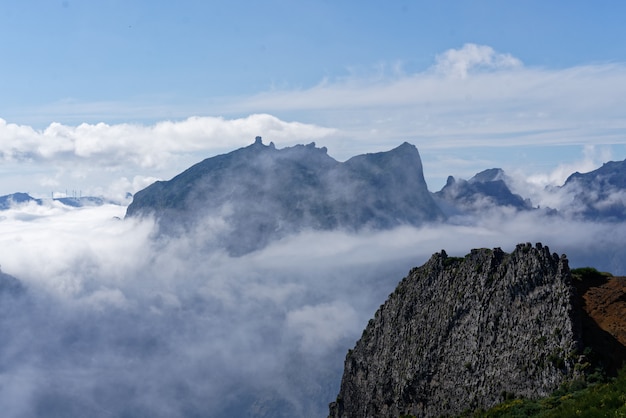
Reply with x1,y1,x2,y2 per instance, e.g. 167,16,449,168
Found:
329,243,582,418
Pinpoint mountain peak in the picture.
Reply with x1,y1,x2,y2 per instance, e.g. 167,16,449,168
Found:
126,140,443,255
435,168,531,213
470,167,505,183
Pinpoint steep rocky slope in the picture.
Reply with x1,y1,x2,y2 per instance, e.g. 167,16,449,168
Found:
582,276,626,346
329,243,582,418
573,271,626,375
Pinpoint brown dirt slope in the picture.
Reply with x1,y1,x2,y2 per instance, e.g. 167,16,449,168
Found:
575,275,626,374
583,276,626,345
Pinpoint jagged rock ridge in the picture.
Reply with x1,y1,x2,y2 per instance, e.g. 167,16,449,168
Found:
329,243,582,418
126,137,443,255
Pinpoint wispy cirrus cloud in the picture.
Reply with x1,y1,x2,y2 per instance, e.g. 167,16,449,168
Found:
2,44,626,196
220,45,625,158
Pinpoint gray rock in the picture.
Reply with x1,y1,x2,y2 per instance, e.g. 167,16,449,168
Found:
329,243,582,418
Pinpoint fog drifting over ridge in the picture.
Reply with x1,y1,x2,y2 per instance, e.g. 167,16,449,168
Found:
1,190,626,416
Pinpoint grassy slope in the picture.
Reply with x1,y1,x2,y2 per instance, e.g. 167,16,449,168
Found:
470,366,626,417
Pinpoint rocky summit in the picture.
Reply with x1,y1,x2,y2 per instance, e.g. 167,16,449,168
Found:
126,137,443,255
329,243,584,418
434,168,532,215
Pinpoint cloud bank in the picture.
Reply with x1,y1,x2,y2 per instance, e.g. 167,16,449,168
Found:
0,114,335,168
1,189,626,416
0,114,335,198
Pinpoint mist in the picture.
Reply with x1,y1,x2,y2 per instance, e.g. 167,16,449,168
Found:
0,193,625,416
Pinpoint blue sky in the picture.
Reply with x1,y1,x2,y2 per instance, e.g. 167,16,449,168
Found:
2,1,626,197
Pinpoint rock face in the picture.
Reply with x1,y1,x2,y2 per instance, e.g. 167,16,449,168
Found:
126,137,443,255
329,243,581,418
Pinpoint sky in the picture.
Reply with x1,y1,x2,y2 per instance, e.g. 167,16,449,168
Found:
2,1,626,198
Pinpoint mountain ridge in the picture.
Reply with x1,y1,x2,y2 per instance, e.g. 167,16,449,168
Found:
126,137,444,255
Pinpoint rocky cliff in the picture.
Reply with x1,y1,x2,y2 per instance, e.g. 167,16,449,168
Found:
329,243,583,418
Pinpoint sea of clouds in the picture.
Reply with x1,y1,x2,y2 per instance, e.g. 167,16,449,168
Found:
1,41,626,416
1,191,625,417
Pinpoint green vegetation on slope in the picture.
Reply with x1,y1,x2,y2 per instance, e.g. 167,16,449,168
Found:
570,267,613,282
466,267,625,417
465,365,626,417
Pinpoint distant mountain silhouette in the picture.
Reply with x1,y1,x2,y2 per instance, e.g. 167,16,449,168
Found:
0,193,115,210
54,196,107,207
0,192,41,209
126,137,444,255
434,168,532,215
560,159,626,221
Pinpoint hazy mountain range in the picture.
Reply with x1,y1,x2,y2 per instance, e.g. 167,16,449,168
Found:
0,193,116,209
1,138,626,417
119,137,626,255
7,137,626,236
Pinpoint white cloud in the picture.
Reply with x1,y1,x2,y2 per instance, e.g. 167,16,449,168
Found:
434,43,523,78
287,301,360,355
2,44,626,201
0,114,336,198
0,114,335,168
1,197,626,416
504,145,615,210
226,53,626,166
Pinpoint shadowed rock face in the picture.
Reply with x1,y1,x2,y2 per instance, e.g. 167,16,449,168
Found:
329,243,582,418
126,138,444,255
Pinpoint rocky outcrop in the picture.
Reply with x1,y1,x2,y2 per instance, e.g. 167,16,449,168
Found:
329,243,582,418
126,137,444,255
